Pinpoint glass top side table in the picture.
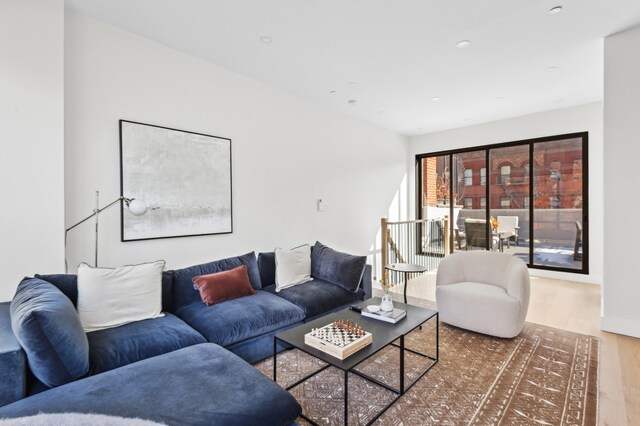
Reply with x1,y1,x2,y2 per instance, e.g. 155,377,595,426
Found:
384,263,429,304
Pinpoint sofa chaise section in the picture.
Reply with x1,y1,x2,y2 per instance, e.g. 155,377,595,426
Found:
9,276,207,398
0,343,302,426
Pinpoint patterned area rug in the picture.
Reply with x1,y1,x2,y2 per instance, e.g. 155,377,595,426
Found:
255,317,598,425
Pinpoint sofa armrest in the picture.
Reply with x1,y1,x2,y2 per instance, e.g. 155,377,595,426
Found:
0,302,27,407
360,265,372,299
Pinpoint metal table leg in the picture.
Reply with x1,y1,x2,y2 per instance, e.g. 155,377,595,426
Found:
400,335,405,393
403,272,408,304
344,370,349,425
273,337,277,383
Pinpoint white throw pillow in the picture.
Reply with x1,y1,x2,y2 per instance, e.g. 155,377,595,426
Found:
77,260,165,332
275,245,313,292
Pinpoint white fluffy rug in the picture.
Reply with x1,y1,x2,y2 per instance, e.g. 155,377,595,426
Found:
0,413,164,426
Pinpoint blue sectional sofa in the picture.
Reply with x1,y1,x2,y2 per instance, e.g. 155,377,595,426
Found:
0,243,371,425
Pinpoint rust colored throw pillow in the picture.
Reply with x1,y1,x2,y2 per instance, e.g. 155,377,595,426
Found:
192,265,256,306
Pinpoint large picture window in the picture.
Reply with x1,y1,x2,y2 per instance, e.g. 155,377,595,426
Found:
417,132,588,274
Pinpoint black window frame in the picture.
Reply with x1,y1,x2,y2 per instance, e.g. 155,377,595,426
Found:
416,131,589,275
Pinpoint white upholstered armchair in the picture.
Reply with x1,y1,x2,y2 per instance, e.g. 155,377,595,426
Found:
435,251,530,338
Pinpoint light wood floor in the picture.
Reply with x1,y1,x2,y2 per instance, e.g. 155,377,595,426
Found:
379,273,640,426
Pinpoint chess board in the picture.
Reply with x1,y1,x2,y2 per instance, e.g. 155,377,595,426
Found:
304,320,373,360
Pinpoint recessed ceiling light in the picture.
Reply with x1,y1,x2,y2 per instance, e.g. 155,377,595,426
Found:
546,66,558,72
549,6,563,15
347,99,357,105
456,40,471,48
432,97,441,101
348,82,357,87
259,36,272,44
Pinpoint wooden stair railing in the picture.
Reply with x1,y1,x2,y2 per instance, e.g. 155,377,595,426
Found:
381,217,445,284
386,227,406,264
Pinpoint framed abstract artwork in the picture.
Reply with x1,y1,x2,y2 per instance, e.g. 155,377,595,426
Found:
119,120,232,241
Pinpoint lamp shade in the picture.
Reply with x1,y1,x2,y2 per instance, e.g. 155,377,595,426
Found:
127,199,147,216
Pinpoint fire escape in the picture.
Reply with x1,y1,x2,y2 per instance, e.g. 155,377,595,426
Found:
498,175,522,208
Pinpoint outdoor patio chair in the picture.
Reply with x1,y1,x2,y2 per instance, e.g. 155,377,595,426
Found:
454,216,466,249
429,219,444,250
497,215,520,247
454,227,466,250
574,221,583,261
464,219,500,251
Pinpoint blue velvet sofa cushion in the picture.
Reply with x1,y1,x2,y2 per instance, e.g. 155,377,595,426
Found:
311,241,366,293
36,272,176,312
262,279,364,318
175,290,304,347
172,252,262,310
9,278,89,388
87,313,206,375
0,302,26,407
225,321,302,364
0,343,302,426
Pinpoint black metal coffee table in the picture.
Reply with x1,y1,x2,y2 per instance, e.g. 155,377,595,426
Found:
273,298,438,425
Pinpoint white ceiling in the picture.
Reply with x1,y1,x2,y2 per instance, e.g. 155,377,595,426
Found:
65,0,640,136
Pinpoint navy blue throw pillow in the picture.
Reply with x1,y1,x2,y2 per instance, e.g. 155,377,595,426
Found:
34,274,78,306
10,278,89,388
311,242,367,293
257,252,277,287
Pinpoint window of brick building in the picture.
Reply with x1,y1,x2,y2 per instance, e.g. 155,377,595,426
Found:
464,198,473,209
573,159,582,181
550,161,561,182
500,165,511,184
464,169,473,186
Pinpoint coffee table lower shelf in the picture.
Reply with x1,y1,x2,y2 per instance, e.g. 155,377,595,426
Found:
273,300,439,426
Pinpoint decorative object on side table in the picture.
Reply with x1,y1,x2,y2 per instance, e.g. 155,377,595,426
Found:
379,270,395,312
120,120,232,241
304,319,372,360
65,190,147,272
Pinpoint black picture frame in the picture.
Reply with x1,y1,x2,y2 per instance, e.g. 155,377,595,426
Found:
119,120,232,242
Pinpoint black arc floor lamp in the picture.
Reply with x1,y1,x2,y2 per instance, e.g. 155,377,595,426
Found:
65,191,147,272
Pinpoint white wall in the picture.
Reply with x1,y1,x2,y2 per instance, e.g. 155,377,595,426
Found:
408,102,604,285
603,25,640,338
64,12,408,273
0,0,65,301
